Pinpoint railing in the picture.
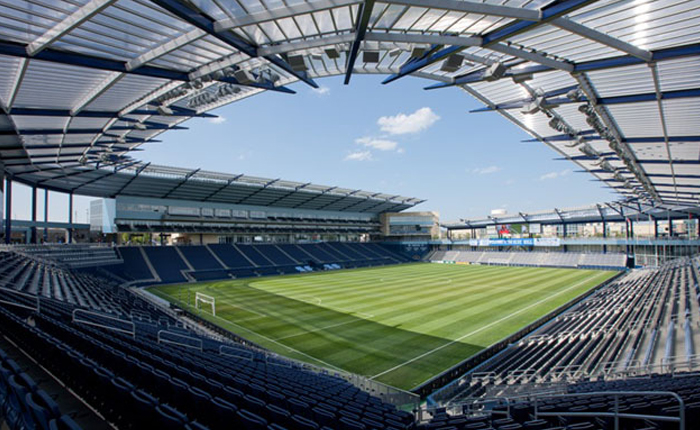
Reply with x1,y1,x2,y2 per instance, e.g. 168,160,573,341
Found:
423,271,627,401
72,308,135,338
0,286,40,312
157,330,203,351
419,390,685,430
160,295,420,411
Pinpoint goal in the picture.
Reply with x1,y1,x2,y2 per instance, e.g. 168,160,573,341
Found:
195,292,216,317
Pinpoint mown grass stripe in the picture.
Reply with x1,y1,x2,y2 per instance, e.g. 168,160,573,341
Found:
150,264,616,390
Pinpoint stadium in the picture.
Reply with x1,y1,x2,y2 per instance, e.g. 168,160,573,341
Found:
0,0,699,428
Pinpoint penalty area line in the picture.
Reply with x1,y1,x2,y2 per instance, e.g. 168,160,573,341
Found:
369,272,606,380
156,290,347,373
273,318,366,341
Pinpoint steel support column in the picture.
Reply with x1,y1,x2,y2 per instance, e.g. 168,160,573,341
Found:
4,178,11,244
31,187,37,244
602,220,607,253
654,219,659,238
562,223,567,252
68,193,73,243
43,190,49,242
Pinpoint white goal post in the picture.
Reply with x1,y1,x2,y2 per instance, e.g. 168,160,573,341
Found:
195,292,216,317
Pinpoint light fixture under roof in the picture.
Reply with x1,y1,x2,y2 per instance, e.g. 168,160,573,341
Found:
287,55,308,71
324,48,340,59
512,73,533,83
440,54,464,73
483,62,506,81
411,46,427,58
363,51,379,63
233,70,255,85
157,106,173,116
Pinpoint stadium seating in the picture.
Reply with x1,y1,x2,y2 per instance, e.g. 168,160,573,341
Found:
178,246,225,271
8,244,123,269
431,257,700,407
143,246,190,284
0,262,417,430
430,250,627,270
99,243,411,284
3,243,699,429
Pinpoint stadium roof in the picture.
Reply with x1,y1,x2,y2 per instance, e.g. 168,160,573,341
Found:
12,162,423,213
442,201,700,229
0,0,698,209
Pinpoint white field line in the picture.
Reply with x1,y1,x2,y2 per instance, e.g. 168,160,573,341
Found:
369,272,607,380
217,298,266,317
298,295,374,319
274,318,366,341
156,291,346,372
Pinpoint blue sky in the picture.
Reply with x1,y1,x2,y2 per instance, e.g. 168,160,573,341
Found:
6,74,616,223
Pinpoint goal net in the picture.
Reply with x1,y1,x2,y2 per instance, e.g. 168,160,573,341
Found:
195,292,216,317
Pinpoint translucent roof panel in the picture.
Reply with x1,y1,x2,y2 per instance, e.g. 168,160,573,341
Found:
0,0,697,210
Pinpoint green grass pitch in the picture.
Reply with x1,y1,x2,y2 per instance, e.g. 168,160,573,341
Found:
149,263,617,390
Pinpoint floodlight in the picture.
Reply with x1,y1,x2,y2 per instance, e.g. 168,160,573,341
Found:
233,70,255,85
411,46,427,58
512,73,533,83
157,106,173,116
288,55,308,71
324,48,340,59
483,62,506,81
363,51,380,63
440,54,464,73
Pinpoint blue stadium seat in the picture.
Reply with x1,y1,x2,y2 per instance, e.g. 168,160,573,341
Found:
26,391,61,430
291,414,320,430
238,409,268,430
48,415,82,430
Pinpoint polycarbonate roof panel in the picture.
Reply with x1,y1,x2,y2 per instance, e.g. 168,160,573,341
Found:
0,0,697,209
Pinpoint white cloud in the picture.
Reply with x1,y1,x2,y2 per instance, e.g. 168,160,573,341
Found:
355,136,399,151
209,116,226,124
312,86,331,96
539,169,571,181
470,165,502,175
345,151,373,161
377,107,440,135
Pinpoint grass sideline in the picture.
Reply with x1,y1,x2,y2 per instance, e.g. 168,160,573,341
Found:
149,263,617,390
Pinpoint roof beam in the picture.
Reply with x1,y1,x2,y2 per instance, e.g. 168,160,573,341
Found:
551,18,652,61
257,32,483,57
70,160,142,192
26,0,117,56
366,32,482,48
489,43,574,71
345,0,376,84
150,0,318,88
384,0,596,84
429,42,700,89
0,39,294,96
7,107,215,118
202,174,244,202
71,72,124,116
2,59,28,112
525,134,700,144
1,125,185,136
650,63,679,204
476,87,700,112
215,0,360,31
111,162,150,197
162,168,200,198
258,34,354,56
126,29,205,71
386,0,541,20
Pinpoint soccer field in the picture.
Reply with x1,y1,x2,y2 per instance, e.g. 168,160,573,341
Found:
149,263,617,390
